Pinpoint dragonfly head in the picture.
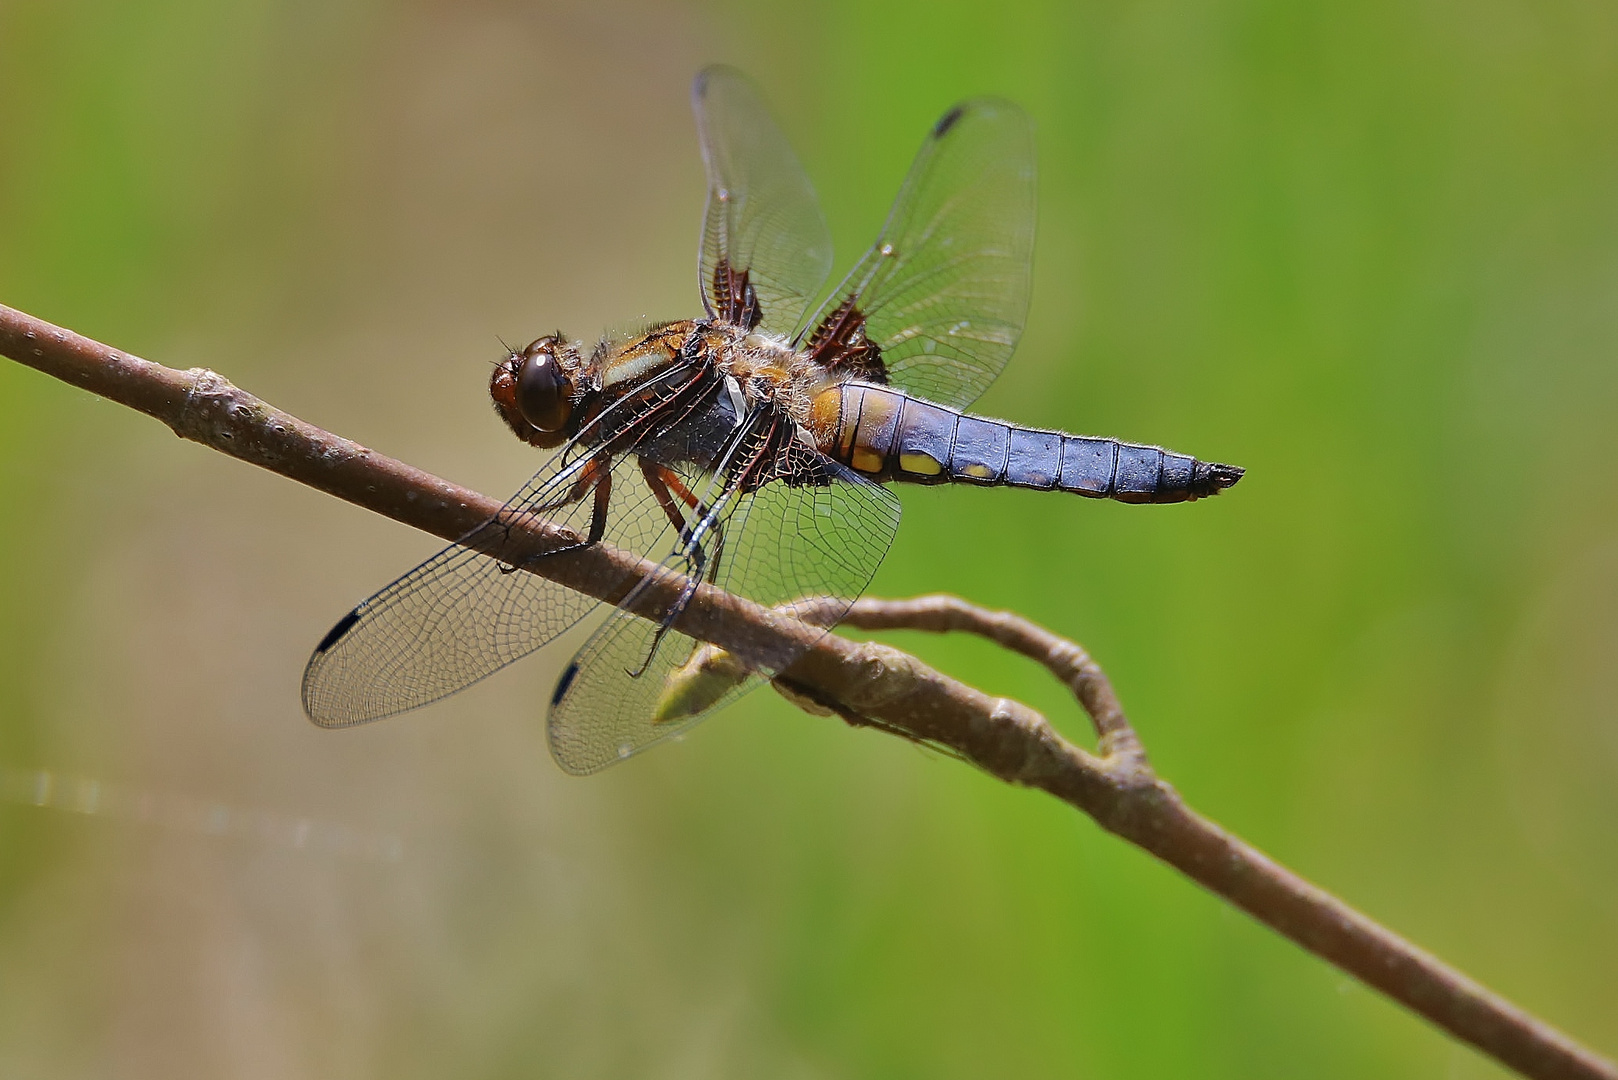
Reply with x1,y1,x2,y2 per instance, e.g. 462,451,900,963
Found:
491,335,582,447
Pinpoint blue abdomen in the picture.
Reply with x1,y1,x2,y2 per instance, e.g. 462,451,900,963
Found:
813,382,1243,504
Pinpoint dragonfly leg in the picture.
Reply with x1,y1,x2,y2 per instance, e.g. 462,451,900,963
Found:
625,537,706,678
624,417,771,678
496,455,613,573
624,490,729,679
640,459,730,582
640,459,693,535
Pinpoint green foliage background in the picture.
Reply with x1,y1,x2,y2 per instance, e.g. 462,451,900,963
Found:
2,1,1616,1076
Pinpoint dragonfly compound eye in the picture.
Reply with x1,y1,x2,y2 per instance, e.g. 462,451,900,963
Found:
516,341,573,432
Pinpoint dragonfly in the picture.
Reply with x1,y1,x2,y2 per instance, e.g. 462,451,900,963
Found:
301,66,1244,774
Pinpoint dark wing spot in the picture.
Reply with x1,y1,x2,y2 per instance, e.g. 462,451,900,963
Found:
932,105,966,138
552,661,579,706
314,608,362,655
711,257,763,330
803,294,888,383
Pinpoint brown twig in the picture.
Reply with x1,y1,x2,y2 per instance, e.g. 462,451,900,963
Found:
2,301,1612,1080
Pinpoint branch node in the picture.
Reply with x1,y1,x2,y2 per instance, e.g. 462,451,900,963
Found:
837,641,920,711
173,367,239,443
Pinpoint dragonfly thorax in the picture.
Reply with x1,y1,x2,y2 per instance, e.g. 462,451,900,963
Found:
707,322,822,424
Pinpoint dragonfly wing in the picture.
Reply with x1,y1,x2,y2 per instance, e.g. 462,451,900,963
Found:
693,65,833,336
547,447,901,775
800,98,1036,410
299,380,718,727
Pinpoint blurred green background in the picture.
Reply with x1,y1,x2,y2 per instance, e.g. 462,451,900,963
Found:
3,0,1616,1076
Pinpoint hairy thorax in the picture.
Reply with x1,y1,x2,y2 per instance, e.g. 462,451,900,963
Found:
706,323,834,426
599,320,836,427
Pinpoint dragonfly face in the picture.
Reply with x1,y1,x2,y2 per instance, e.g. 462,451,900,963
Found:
490,335,583,448
302,66,1244,774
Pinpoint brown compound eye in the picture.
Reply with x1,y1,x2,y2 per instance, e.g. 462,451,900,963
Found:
515,339,573,432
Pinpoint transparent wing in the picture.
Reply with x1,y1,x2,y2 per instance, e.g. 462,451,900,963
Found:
799,99,1036,410
693,65,833,336
299,383,714,727
547,444,901,775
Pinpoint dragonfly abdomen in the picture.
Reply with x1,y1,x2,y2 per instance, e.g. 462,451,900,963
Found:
811,382,1243,503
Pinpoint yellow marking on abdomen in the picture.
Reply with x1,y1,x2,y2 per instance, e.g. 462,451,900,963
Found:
847,387,900,475
851,447,885,473
962,463,993,479
899,451,944,476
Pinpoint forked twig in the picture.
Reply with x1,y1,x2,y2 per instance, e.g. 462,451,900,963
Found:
2,301,1611,1080
821,594,1141,755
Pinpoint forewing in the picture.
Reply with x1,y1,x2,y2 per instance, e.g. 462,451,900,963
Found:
302,442,679,729
547,446,901,775
800,99,1036,409
694,65,833,335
